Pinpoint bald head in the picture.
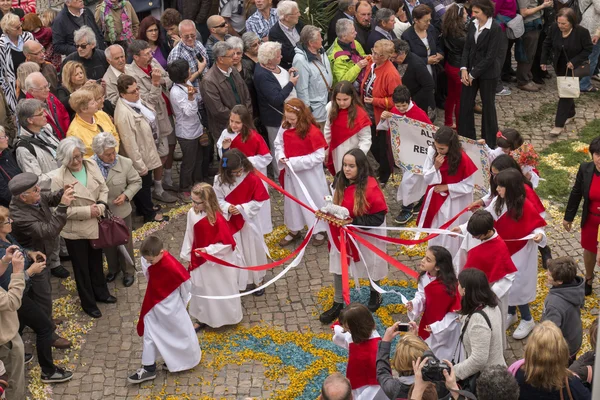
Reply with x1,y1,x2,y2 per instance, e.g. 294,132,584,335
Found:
24,72,49,101
207,15,228,39
23,40,45,65
320,373,353,400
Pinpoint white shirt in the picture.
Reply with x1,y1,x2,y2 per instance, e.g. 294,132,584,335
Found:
272,67,297,100
474,17,493,43
279,21,300,46
110,65,124,78
169,83,204,140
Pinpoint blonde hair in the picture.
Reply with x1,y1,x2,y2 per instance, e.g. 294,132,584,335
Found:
68,89,95,114
191,183,222,225
39,9,57,27
392,334,429,375
81,81,105,100
16,61,40,93
0,13,20,34
373,39,395,58
62,61,87,93
0,206,8,224
523,320,570,391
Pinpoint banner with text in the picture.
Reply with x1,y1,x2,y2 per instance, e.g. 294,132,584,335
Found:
389,116,490,192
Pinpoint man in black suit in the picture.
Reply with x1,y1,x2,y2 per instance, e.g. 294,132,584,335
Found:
366,8,397,53
327,0,357,47
268,0,305,69
354,0,372,50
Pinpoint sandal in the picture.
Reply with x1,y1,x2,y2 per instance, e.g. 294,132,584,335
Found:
152,205,162,212
278,231,301,246
152,214,170,223
194,322,207,332
585,277,593,296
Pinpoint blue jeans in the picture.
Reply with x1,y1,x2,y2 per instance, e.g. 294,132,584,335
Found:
508,304,532,321
580,41,600,90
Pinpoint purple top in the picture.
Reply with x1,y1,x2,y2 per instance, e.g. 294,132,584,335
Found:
492,0,517,18
152,47,167,70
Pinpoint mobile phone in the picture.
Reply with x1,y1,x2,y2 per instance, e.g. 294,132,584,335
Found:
36,255,45,263
396,323,410,332
196,52,204,63
292,71,298,77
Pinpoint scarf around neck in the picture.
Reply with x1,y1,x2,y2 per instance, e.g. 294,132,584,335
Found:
99,0,133,43
121,98,156,123
92,153,117,178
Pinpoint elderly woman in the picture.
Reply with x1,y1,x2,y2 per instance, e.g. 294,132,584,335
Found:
57,60,87,118
14,99,60,190
227,36,258,118
66,89,119,157
361,38,401,184
114,74,168,224
15,60,39,101
328,19,368,87
94,0,139,49
242,31,260,68
22,13,60,72
91,132,140,288
254,41,299,172
138,16,170,69
541,7,593,136
292,25,333,127
62,26,109,81
0,12,34,113
48,137,115,319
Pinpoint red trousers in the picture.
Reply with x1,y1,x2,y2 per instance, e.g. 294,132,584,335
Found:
444,62,462,127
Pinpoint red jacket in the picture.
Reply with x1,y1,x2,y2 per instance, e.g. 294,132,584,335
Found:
26,92,70,140
360,60,402,125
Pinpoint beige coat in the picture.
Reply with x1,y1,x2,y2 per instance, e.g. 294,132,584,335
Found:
92,155,142,219
103,65,123,106
48,160,109,240
114,98,162,175
94,1,140,43
126,60,173,137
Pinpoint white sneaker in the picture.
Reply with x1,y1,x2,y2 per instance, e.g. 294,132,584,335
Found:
513,319,535,340
506,313,518,328
497,87,512,96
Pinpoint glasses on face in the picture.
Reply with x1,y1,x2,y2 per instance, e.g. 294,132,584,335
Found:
72,154,83,162
0,135,7,140
11,24,22,30
214,22,228,28
75,43,89,49
126,87,140,94
192,199,204,205
33,84,50,91
33,111,45,117
287,11,301,16
24,186,40,196
146,28,159,33
31,49,45,56
182,33,197,40
2,217,12,225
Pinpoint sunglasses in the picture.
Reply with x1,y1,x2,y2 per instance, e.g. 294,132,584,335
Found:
75,43,89,49
214,22,228,28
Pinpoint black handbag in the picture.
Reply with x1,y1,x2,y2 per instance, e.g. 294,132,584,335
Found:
129,0,161,12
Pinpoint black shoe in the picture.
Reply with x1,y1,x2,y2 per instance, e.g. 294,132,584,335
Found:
253,288,265,296
128,367,157,384
585,278,593,296
106,272,117,283
41,367,73,384
25,353,33,364
50,265,70,279
59,255,71,262
532,76,544,85
319,302,344,324
123,274,135,287
502,75,517,83
394,210,413,225
367,291,383,312
540,245,552,270
85,309,102,318
98,295,117,304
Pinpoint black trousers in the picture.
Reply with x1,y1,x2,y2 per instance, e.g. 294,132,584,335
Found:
133,171,156,222
554,62,576,127
458,78,498,148
17,295,55,375
370,125,392,184
64,238,110,314
177,136,209,190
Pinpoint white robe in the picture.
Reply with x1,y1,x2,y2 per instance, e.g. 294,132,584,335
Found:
180,209,244,328
213,172,268,287
408,274,462,362
140,258,201,372
217,129,273,234
485,198,546,306
274,127,329,233
418,146,474,255
322,102,372,174
332,327,389,400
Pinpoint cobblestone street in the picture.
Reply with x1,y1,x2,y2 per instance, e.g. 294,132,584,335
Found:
26,80,600,399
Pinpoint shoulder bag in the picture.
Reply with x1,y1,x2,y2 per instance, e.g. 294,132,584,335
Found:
559,376,574,400
90,201,130,249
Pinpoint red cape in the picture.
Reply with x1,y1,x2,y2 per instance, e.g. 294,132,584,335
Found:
524,184,545,214
137,252,190,336
419,277,461,340
346,337,381,389
326,107,371,175
418,150,478,228
225,171,270,234
330,176,388,262
464,235,518,283
279,124,328,188
190,213,237,271
231,130,270,157
495,198,547,255
391,104,432,124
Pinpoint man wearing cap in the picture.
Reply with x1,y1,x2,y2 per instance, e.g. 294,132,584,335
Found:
9,172,75,349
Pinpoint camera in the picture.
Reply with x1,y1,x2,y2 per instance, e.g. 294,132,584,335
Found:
395,323,410,332
420,351,451,382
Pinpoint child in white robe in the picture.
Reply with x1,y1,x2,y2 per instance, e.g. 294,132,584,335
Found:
128,236,201,384
180,183,244,330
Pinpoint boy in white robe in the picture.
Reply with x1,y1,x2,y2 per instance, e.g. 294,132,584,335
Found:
128,236,201,384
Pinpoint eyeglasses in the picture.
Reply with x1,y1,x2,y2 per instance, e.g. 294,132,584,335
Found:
30,49,46,56
33,111,45,117
213,22,228,28
72,155,83,162
11,24,22,30
182,34,197,40
192,200,204,205
146,28,159,33
1,217,12,225
0,135,7,140
75,43,89,49
32,84,49,91
126,87,140,94
23,186,40,196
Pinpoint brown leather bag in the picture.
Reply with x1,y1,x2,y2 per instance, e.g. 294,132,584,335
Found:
90,201,130,249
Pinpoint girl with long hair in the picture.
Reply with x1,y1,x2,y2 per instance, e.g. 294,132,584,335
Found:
416,126,477,255
274,98,329,247
213,149,270,296
332,303,387,399
406,246,461,361
180,183,243,330
323,81,372,175
513,321,590,399
217,105,273,235
453,268,506,381
320,148,388,324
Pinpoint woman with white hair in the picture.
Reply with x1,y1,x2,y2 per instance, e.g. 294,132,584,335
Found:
292,25,332,127
91,132,141,288
61,25,109,81
254,40,299,173
0,12,35,112
48,136,115,319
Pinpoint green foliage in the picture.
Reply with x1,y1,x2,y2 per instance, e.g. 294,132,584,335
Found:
298,0,338,33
